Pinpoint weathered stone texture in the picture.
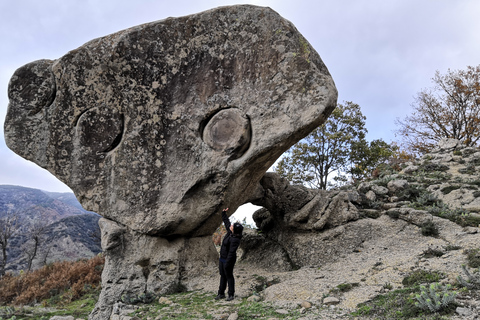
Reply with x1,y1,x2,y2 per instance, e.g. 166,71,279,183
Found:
5,5,337,238
241,173,361,269
4,5,337,319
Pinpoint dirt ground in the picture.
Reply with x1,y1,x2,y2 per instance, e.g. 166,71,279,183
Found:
189,215,480,319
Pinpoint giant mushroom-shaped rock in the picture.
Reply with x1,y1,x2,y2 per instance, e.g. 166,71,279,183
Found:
4,5,337,319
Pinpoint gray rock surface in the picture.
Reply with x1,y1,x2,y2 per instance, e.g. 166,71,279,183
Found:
241,172,361,269
5,5,336,238
323,297,340,305
4,5,337,320
437,138,462,151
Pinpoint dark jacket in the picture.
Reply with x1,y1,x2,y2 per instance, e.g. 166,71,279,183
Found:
219,211,242,267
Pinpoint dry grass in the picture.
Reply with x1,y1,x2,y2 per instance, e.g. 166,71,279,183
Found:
0,254,104,306
212,224,226,246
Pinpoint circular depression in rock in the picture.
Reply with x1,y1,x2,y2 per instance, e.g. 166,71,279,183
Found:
203,108,251,159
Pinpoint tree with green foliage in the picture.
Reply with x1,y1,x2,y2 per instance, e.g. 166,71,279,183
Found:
275,101,396,189
395,65,480,155
350,138,398,181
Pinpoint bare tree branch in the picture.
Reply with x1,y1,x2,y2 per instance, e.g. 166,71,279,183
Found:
396,65,480,155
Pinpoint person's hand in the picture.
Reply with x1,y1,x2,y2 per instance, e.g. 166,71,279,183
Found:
222,208,229,212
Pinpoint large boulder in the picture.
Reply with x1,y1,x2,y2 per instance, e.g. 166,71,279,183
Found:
5,5,336,237
4,5,337,319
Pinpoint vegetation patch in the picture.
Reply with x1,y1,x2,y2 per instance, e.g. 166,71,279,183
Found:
421,220,439,237
466,179,480,186
251,275,281,293
0,255,104,306
409,191,439,209
419,162,449,172
330,282,360,294
464,248,480,268
468,157,480,166
440,185,461,194
458,165,476,174
127,291,302,320
427,204,480,228
457,264,480,290
386,210,400,219
351,286,455,319
443,244,462,251
421,247,444,258
397,185,425,202
402,270,445,287
414,283,457,313
352,276,458,320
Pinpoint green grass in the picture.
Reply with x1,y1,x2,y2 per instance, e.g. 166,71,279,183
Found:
0,289,100,320
129,291,303,320
351,270,457,319
351,286,457,320
402,270,445,287
0,293,98,320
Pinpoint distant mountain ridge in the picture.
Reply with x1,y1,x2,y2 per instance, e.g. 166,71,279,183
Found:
0,185,94,223
0,185,101,273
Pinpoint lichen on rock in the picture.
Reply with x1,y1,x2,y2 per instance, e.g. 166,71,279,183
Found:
4,5,337,319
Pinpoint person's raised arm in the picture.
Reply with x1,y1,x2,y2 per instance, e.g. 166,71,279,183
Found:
222,208,231,231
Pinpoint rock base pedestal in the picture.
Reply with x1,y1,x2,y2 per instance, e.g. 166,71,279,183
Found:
89,218,218,320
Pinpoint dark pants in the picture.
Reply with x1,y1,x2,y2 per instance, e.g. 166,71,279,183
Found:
218,259,235,296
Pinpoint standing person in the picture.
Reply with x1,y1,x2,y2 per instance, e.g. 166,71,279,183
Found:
215,208,243,301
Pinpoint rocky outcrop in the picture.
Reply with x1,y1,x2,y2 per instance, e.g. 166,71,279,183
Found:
241,139,480,272
4,5,337,319
241,173,361,270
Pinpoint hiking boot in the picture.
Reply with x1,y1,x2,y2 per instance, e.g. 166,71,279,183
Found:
226,295,234,301
214,294,226,300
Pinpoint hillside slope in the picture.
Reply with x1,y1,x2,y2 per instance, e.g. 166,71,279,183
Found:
0,185,101,273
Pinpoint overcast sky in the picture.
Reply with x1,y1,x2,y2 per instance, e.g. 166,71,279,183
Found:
1,0,479,221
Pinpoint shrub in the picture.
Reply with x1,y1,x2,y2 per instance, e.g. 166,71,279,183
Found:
458,165,476,174
397,185,424,201
467,179,480,186
457,264,480,290
419,162,449,172
421,247,444,258
415,283,457,313
440,185,461,195
330,282,359,293
469,157,480,166
427,203,450,216
456,213,480,228
402,270,445,286
427,204,479,228
421,220,439,237
351,287,422,319
464,248,480,268
0,255,104,305
121,291,156,305
411,192,439,209
443,244,462,251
